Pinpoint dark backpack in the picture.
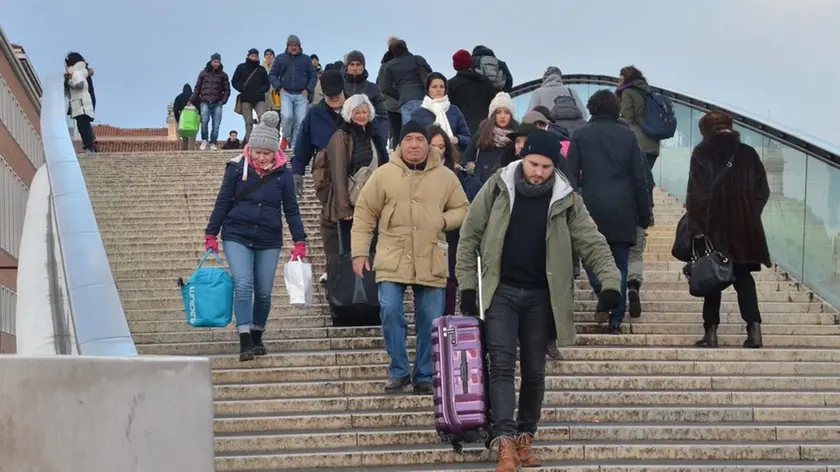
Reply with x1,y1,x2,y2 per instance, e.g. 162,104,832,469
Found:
639,91,677,140
475,56,506,91
551,89,583,121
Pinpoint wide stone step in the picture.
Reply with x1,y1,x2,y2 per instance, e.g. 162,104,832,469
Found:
210,440,840,469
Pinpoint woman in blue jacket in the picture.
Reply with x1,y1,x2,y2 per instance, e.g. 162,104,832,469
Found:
411,72,471,152
428,125,481,315
204,111,307,361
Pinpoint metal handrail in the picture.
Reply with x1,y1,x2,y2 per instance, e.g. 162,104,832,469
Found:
511,74,840,169
40,74,137,356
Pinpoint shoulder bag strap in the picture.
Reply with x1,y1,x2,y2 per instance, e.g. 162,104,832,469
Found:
232,171,275,207
244,67,259,88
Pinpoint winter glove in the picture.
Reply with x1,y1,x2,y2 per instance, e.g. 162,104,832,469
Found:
204,235,219,253
595,289,621,313
290,241,307,260
459,290,478,317
293,174,304,199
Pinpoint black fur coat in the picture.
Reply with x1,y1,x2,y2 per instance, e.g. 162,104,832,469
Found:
685,131,772,268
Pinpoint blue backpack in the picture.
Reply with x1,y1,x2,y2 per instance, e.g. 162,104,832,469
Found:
640,91,677,140
179,249,233,328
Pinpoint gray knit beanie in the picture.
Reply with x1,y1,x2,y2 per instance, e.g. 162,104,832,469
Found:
287,34,301,46
248,111,281,151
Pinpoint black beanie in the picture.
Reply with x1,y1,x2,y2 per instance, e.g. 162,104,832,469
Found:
247,48,259,56
520,129,562,166
425,72,448,95
346,50,366,67
320,70,344,97
399,120,429,143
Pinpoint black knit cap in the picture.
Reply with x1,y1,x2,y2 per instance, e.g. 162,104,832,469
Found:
425,71,447,95
520,129,562,166
320,70,344,97
399,120,429,143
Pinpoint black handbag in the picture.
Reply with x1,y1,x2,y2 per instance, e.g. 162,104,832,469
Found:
683,236,736,297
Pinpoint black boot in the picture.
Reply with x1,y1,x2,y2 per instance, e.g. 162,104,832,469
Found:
239,332,255,361
251,329,267,356
744,322,763,348
627,280,642,319
695,325,718,348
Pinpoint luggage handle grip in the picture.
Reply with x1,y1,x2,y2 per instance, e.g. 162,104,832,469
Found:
477,255,485,321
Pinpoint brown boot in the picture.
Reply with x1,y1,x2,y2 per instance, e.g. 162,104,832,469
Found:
493,437,521,472
516,433,541,467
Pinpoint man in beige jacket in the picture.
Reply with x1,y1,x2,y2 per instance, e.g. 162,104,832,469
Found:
351,120,469,395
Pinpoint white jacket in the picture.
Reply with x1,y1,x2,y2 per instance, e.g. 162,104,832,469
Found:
67,61,95,119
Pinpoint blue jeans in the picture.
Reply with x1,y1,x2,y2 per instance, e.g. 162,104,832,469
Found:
199,102,223,144
223,240,282,333
280,91,309,147
584,243,630,324
378,281,444,386
400,99,422,125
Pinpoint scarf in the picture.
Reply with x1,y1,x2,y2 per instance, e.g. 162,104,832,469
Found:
514,162,555,197
493,126,512,148
421,95,453,138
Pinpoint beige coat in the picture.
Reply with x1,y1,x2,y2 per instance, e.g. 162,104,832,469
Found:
351,147,470,288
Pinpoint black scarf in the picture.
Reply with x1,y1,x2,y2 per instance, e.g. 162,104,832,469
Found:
514,163,555,197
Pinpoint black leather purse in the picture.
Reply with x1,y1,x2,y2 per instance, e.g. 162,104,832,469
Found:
683,236,736,297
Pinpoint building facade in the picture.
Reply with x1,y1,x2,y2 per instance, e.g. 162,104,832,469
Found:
0,25,44,353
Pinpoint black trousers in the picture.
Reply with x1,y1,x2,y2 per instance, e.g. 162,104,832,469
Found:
702,263,762,328
75,115,95,151
485,283,553,438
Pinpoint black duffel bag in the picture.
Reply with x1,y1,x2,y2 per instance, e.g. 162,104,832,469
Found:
326,221,380,327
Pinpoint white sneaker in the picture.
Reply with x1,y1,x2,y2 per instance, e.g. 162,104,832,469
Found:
319,273,328,284
210,144,218,151
199,141,208,151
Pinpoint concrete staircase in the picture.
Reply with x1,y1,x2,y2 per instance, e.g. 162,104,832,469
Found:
80,151,840,471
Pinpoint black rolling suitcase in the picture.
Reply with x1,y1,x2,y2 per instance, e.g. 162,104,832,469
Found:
326,221,380,327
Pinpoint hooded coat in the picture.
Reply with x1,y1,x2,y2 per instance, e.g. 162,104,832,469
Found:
685,131,771,269
527,67,587,122
173,83,193,123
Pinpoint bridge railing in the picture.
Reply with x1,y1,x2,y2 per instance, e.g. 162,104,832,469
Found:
511,74,840,309
28,74,137,356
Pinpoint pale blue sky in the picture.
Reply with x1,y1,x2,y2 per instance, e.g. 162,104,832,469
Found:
3,0,838,147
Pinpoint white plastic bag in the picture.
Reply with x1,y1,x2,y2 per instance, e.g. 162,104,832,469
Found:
284,258,313,307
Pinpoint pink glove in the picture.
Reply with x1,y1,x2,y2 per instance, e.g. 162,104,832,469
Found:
204,235,219,253
290,241,307,260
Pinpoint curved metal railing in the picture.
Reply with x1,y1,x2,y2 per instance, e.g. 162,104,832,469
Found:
40,74,137,356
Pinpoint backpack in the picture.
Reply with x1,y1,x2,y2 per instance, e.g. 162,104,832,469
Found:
475,56,507,91
639,91,677,140
551,89,583,122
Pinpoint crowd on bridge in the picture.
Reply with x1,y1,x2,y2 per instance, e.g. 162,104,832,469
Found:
139,34,773,472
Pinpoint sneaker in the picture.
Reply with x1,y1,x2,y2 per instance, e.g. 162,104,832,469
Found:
210,144,218,151
318,273,328,284
413,382,433,395
199,141,208,151
384,376,410,393
280,137,288,150
628,280,642,319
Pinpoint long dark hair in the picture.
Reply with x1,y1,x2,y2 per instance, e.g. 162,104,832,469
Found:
476,115,519,151
619,65,645,84
65,52,86,67
427,124,460,169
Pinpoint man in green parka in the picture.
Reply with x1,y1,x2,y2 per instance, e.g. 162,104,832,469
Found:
455,129,621,471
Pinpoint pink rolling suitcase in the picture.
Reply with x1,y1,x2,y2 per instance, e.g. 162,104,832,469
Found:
432,256,492,452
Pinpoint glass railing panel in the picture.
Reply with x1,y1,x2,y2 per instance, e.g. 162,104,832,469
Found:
760,136,807,279
657,105,700,203
802,156,840,307
511,91,533,122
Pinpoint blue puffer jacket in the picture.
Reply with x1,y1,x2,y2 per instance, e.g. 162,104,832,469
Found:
268,50,317,94
293,101,343,175
410,105,472,153
206,154,306,249
447,168,482,277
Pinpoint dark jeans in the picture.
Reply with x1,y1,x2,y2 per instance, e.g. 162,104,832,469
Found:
387,111,402,151
75,115,95,151
584,243,631,323
703,263,762,329
485,284,553,438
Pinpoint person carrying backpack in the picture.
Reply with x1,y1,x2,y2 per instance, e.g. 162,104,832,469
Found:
616,65,678,320
471,45,513,93
527,67,587,129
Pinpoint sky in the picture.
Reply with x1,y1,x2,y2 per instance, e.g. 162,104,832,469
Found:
2,0,838,147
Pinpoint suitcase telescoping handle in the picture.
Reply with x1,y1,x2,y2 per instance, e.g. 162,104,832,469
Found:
477,255,485,321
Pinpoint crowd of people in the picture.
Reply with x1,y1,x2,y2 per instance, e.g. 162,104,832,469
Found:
198,37,771,472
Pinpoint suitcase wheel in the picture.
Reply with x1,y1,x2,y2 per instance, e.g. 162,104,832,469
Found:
452,442,464,453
